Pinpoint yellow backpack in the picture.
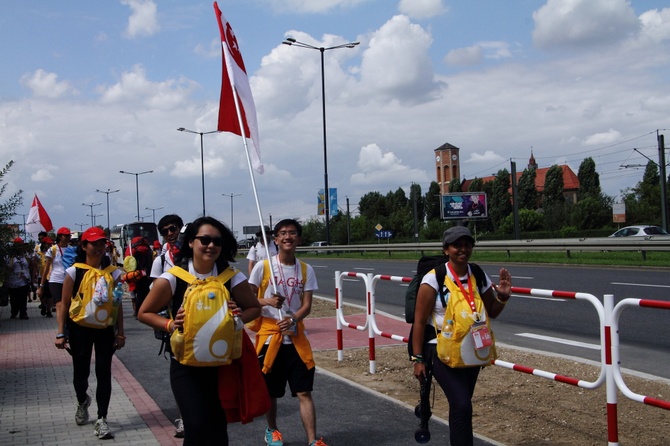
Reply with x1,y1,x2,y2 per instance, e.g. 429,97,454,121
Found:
245,259,307,332
168,266,241,367
435,272,497,368
69,263,119,329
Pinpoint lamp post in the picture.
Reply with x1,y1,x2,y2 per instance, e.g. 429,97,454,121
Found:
82,202,102,228
119,170,153,221
96,188,120,235
221,193,241,236
282,37,359,245
74,222,86,232
145,206,164,223
177,128,219,216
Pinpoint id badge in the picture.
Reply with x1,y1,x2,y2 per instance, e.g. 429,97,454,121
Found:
471,322,492,350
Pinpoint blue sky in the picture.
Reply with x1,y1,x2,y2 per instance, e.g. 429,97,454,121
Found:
1,0,669,238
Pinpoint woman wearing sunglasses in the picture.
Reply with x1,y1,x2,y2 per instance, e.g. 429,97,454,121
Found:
138,216,261,445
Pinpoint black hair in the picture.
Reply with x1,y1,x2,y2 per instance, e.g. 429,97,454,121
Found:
273,218,302,237
158,214,184,231
74,242,111,268
38,231,47,238
175,216,237,271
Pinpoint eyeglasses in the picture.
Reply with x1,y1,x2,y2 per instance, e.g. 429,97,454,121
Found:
194,235,224,247
276,230,298,237
161,225,179,236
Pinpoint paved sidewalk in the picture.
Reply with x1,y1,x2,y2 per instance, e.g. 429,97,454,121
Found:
0,300,178,446
0,298,502,446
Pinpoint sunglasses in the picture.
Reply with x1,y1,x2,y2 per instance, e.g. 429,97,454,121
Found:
161,225,179,236
194,235,224,247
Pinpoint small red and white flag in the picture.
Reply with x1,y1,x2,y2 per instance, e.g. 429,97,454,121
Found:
214,1,263,174
25,194,53,240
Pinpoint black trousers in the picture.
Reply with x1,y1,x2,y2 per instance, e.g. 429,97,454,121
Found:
67,322,115,418
170,359,228,446
8,285,29,317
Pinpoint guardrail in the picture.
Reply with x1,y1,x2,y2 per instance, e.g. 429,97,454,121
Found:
293,236,670,257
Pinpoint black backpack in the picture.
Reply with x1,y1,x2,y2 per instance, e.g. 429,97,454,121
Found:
404,255,486,324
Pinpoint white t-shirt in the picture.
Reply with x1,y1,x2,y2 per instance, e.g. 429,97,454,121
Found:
157,259,247,295
420,264,492,337
65,265,125,283
246,241,278,263
45,245,67,284
150,246,177,279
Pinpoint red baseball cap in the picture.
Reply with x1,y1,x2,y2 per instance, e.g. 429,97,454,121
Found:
42,236,54,244
81,227,107,242
57,227,71,236
13,237,24,244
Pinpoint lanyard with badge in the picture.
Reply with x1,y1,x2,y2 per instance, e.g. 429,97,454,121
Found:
447,264,492,350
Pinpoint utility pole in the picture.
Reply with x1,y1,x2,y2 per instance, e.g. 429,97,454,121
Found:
346,197,351,245
658,133,668,232
511,160,520,240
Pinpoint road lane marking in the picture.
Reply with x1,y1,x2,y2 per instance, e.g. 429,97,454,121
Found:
611,282,670,289
516,333,600,350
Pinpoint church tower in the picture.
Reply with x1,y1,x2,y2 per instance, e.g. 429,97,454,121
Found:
435,142,461,195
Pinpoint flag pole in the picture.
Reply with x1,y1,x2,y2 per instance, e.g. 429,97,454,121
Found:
229,82,282,319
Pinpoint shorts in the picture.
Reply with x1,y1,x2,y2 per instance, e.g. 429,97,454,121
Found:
49,282,63,304
260,343,315,398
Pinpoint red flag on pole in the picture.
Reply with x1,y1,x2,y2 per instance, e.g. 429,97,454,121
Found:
25,194,53,239
214,2,263,174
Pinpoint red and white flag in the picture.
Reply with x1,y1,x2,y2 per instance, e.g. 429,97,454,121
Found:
25,194,53,240
214,2,263,174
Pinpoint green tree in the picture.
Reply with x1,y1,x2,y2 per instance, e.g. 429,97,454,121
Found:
542,165,566,230
577,157,601,200
448,178,462,192
622,161,662,224
572,157,612,229
517,168,538,210
358,191,386,221
467,177,484,192
488,169,512,233
0,161,23,284
424,182,441,221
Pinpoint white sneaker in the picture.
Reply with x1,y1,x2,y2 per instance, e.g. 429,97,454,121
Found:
75,395,91,425
94,417,114,440
174,418,184,438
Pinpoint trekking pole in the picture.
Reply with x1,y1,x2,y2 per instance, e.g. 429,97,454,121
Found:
414,363,433,443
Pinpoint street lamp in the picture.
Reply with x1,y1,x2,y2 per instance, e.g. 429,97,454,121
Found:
82,202,102,228
282,36,359,245
221,193,241,236
74,222,86,232
177,127,219,216
119,170,153,221
96,188,120,235
145,206,164,223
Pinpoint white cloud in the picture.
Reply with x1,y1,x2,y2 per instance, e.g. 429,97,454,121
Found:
532,0,639,50
31,168,55,182
358,15,445,104
583,129,622,146
98,64,197,110
121,0,160,39
20,69,75,99
398,0,447,20
350,143,429,188
639,8,670,43
445,45,483,66
267,0,369,14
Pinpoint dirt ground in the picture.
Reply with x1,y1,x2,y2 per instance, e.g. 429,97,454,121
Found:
309,298,670,446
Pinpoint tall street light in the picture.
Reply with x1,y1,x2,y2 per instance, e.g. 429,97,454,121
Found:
82,202,102,228
96,188,120,235
221,193,241,237
119,170,153,221
145,206,164,223
177,127,219,216
282,37,359,245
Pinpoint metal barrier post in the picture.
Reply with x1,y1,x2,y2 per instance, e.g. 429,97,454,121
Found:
603,294,619,446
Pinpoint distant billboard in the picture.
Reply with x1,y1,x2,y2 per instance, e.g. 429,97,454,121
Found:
441,192,488,220
317,188,338,217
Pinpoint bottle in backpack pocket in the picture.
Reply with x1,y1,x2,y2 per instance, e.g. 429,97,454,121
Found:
437,319,454,363
231,308,243,360
171,328,185,362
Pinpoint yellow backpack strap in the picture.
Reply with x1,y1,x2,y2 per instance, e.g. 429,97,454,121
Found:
167,266,197,284
72,262,91,271
299,260,307,285
213,266,237,285
259,259,271,297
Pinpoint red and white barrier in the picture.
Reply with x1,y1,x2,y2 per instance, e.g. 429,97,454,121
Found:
332,270,669,446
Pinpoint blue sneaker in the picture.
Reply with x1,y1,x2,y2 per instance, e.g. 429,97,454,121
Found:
265,427,283,446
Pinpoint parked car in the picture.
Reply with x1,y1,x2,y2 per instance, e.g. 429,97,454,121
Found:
609,225,669,237
309,241,329,254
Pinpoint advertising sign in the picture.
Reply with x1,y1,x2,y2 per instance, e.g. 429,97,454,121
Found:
317,188,338,216
441,192,488,220
612,202,626,223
